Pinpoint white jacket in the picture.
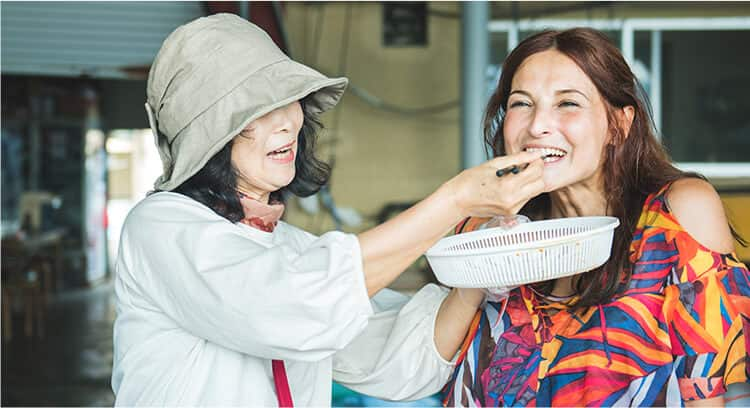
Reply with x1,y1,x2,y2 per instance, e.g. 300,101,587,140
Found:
111,192,454,406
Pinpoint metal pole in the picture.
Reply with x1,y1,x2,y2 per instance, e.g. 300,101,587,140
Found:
650,30,662,137
272,2,292,56
461,1,489,169
508,23,519,53
239,2,250,21
28,81,40,190
621,21,634,66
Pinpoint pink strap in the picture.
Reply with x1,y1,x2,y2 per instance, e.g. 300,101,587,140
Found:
272,359,294,407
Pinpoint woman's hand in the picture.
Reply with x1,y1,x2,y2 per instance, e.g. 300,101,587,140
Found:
441,151,545,219
434,288,485,361
357,151,544,297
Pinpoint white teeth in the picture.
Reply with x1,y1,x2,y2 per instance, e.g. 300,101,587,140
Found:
524,147,566,157
269,148,290,156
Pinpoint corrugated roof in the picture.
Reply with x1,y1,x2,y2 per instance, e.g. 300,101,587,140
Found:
1,1,204,79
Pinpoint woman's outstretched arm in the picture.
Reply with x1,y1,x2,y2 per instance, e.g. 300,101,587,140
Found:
358,151,545,297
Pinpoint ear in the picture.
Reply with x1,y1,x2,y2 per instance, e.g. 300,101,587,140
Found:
615,105,635,140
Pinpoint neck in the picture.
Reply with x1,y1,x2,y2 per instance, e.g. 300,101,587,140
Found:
545,174,609,301
548,177,608,218
547,180,607,300
237,186,270,204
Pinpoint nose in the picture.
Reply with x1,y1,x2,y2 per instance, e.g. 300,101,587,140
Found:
272,111,293,134
528,105,553,138
271,102,301,134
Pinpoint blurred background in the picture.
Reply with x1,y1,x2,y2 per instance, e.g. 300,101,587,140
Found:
1,1,749,406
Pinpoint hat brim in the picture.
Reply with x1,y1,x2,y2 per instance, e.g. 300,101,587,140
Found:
155,59,347,191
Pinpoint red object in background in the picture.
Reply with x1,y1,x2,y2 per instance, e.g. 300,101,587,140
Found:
204,2,287,53
103,203,109,230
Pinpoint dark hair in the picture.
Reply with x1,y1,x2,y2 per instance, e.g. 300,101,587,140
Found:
484,28,699,308
172,99,330,223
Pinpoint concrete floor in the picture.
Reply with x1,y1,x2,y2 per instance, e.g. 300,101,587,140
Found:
2,281,116,406
0,277,441,407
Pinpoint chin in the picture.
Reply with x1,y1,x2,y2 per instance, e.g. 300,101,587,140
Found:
276,173,296,189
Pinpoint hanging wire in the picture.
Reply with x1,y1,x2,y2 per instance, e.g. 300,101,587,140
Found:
347,85,458,115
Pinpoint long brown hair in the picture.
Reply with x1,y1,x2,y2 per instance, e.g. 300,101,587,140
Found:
484,28,694,308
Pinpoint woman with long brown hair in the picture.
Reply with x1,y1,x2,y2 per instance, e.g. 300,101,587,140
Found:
438,28,750,406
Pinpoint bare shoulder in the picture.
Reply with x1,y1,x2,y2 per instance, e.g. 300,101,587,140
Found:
666,178,735,253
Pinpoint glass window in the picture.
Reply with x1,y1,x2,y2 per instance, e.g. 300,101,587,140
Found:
489,31,509,66
660,30,750,163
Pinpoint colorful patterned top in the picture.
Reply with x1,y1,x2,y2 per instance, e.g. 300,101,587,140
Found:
443,183,750,407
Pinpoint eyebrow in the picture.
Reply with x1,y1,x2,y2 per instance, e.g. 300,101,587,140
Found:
556,89,590,101
509,88,590,101
509,90,531,98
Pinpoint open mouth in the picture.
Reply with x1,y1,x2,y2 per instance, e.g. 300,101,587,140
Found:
267,141,295,163
523,146,567,163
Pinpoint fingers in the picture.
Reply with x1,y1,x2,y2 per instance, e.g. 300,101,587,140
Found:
505,159,545,209
479,155,545,215
494,155,543,192
511,156,544,184
516,177,546,206
487,151,544,179
452,151,546,218
486,150,545,170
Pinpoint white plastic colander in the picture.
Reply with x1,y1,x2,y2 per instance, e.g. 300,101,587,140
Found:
425,216,620,288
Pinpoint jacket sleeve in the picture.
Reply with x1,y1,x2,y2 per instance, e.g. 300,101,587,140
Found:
332,284,457,401
115,196,373,362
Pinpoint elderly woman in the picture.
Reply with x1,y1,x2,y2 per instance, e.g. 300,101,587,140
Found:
441,28,750,407
111,14,546,406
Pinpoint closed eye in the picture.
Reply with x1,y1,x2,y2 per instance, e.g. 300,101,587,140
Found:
559,100,580,108
509,100,531,108
238,127,257,138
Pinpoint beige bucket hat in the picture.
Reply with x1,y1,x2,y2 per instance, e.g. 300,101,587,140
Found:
145,13,348,191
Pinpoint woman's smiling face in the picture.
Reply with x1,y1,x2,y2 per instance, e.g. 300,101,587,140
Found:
231,101,304,200
503,49,611,193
